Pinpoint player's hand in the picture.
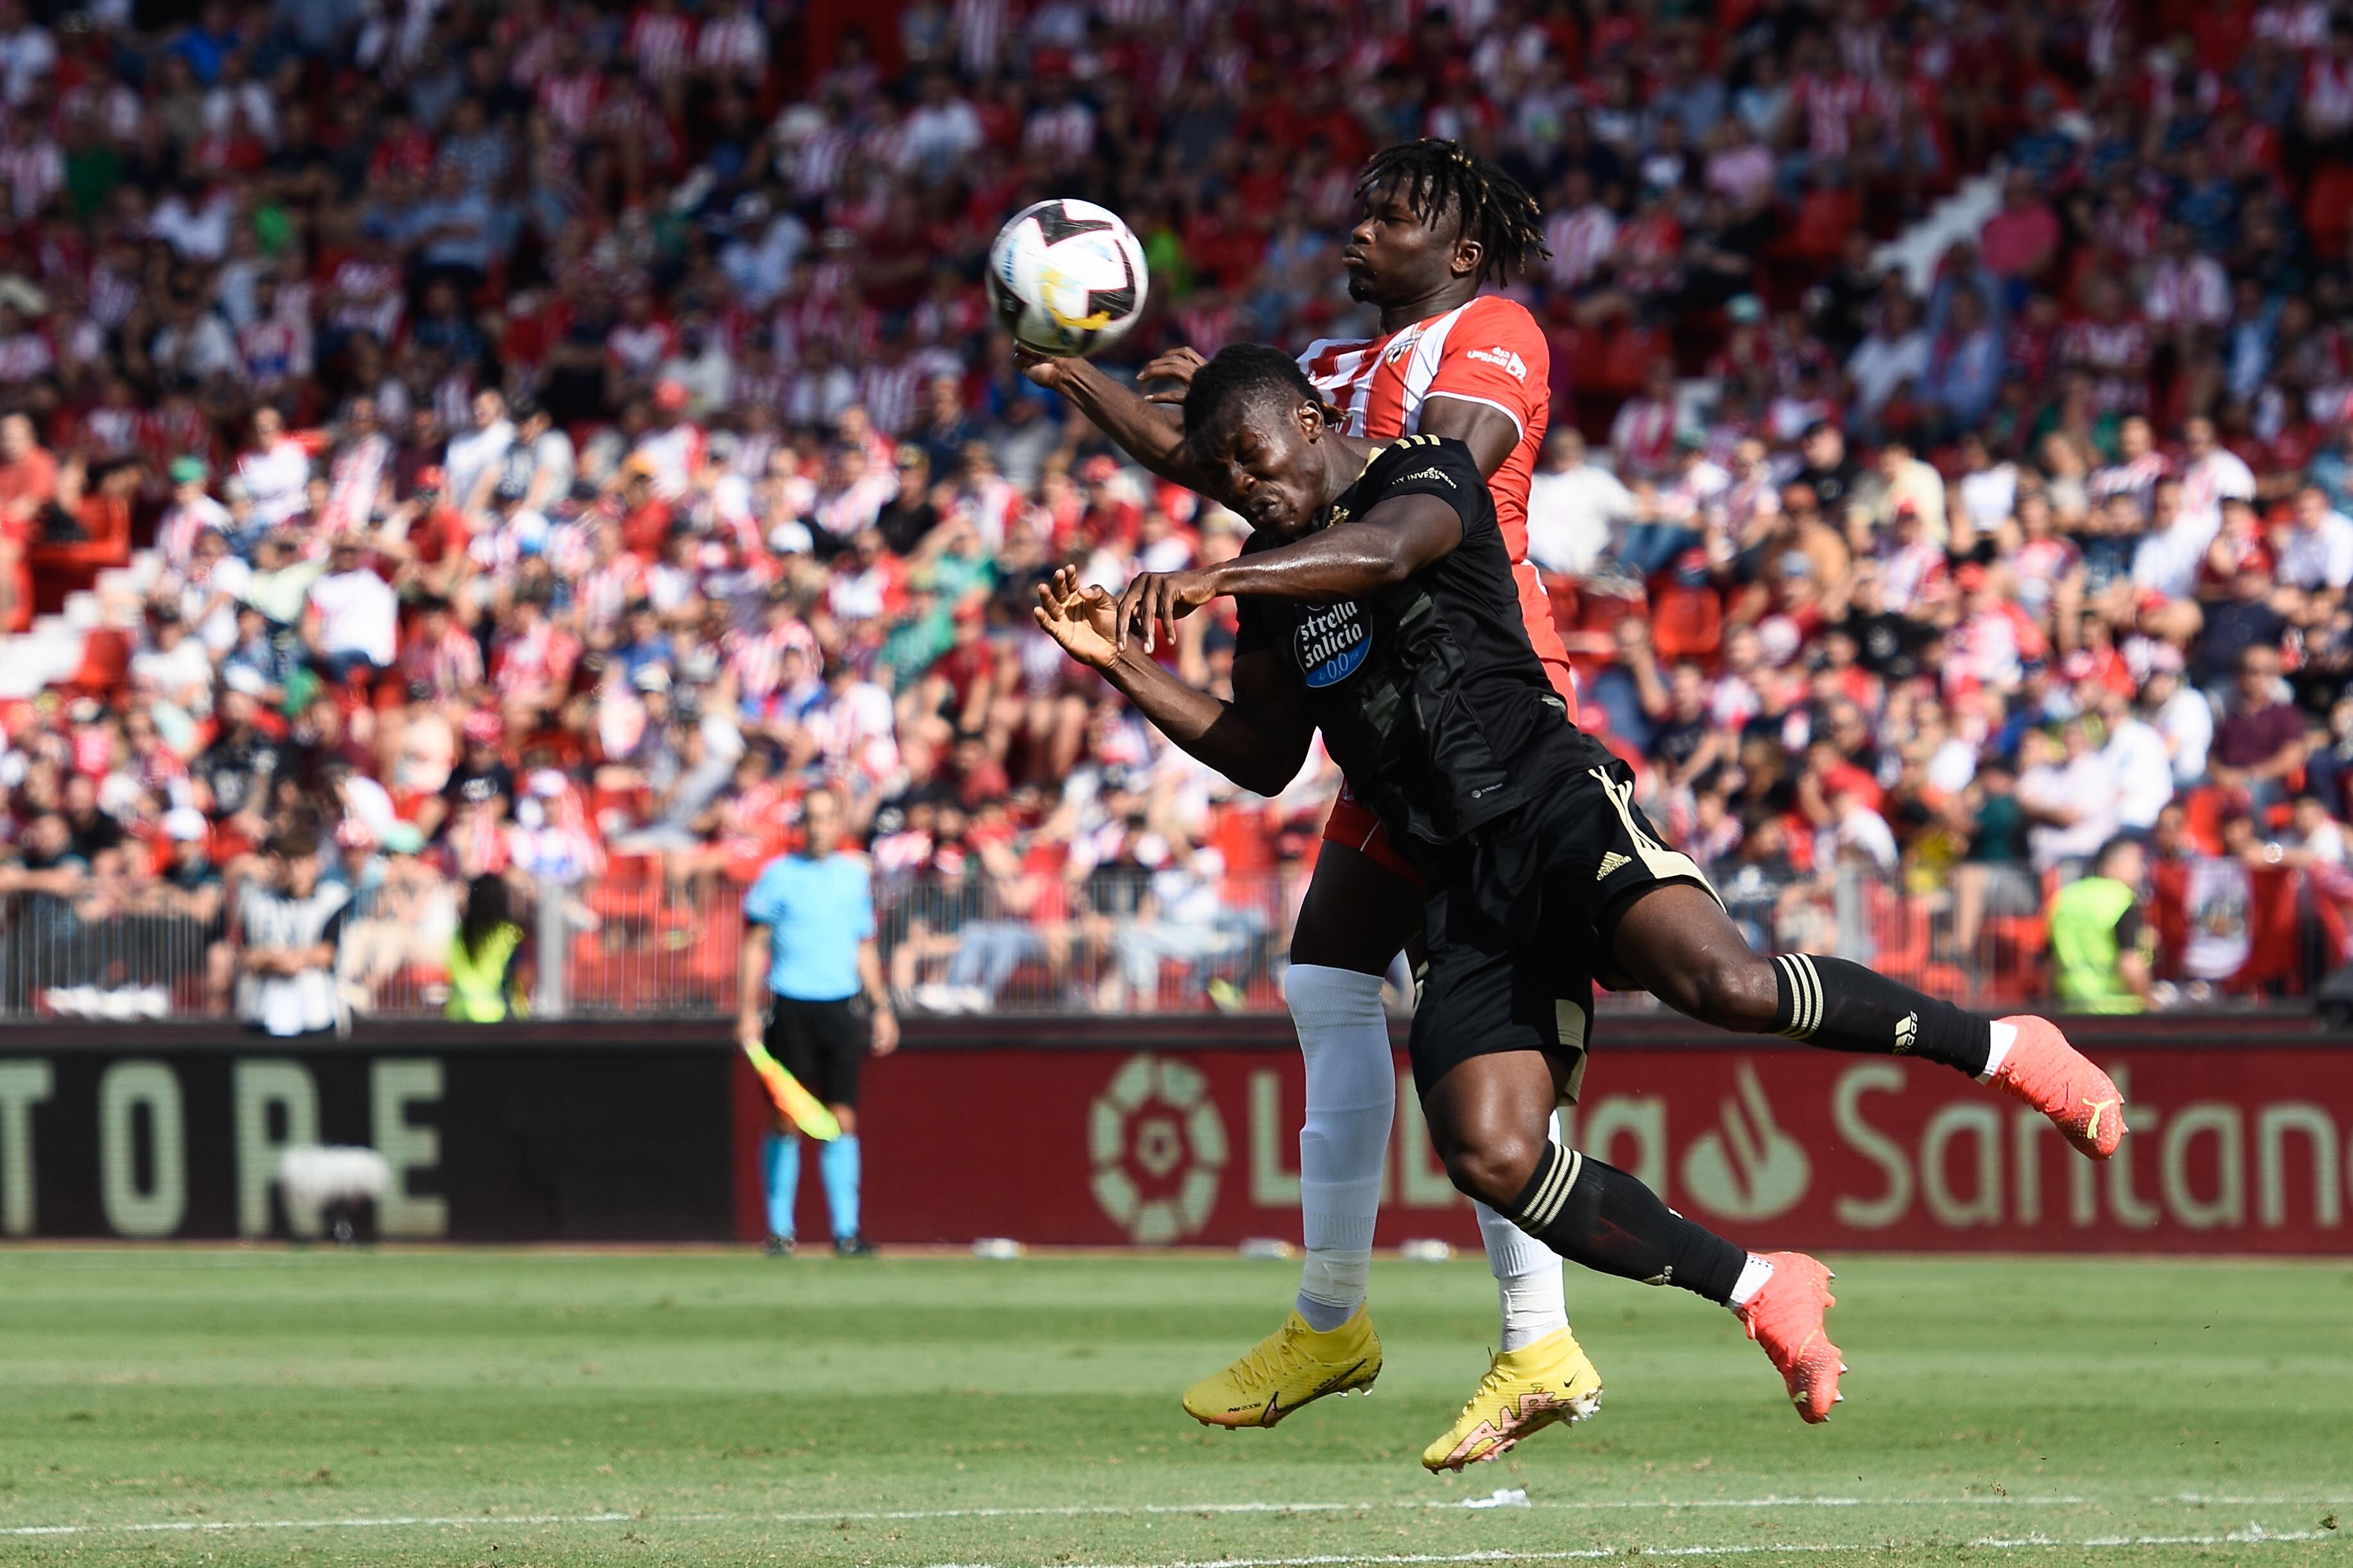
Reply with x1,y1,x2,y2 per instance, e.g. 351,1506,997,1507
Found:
1139,347,1206,404
869,1005,899,1056
1013,343,1072,390
736,1014,764,1053
1115,568,1220,654
1032,566,1122,669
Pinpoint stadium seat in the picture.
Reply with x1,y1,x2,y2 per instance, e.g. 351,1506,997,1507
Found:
62,628,130,699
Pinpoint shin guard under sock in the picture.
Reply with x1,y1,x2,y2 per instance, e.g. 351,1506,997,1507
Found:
1769,953,1992,1077
1505,1145,1746,1305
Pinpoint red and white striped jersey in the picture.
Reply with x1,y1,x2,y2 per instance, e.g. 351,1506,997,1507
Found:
2059,317,2151,411
857,358,929,435
401,623,485,696
141,402,214,476
2307,55,2353,137
2144,255,2230,330
492,619,580,698
953,0,1012,77
1023,102,1097,169
607,319,675,377
324,431,391,535
790,123,853,198
85,405,141,460
1796,72,1868,160
90,263,138,328
627,9,695,80
1608,393,1679,479
508,28,562,88
0,328,53,384
575,555,647,635
537,69,603,140
1174,298,1240,358
2088,451,2170,511
726,617,817,704
1295,293,1573,698
697,12,766,75
1543,203,1618,291
329,257,404,343
0,135,62,219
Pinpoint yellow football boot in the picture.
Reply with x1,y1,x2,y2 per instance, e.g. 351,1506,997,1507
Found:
1421,1327,1604,1472
1181,1305,1383,1428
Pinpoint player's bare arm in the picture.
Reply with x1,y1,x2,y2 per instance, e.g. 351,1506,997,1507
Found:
1017,347,1215,492
1033,568,1312,796
1414,396,1522,479
1115,490,1464,652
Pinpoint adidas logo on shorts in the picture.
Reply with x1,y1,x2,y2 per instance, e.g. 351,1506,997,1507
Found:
1596,851,1631,880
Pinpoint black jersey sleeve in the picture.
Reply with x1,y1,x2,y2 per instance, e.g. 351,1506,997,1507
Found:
1357,435,1497,544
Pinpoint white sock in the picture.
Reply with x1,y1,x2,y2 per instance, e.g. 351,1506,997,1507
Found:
1286,965,1394,1331
1727,1253,1776,1310
1479,1198,1568,1351
1977,1021,2019,1083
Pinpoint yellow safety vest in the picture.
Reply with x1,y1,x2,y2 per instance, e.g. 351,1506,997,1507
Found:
446,923,525,1022
2048,875,2145,1015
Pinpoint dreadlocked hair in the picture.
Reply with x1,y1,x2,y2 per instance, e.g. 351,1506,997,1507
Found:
1182,343,1324,441
1358,139,1549,284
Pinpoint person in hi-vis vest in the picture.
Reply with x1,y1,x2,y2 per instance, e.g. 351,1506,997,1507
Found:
2048,837,2154,1014
446,874,529,1022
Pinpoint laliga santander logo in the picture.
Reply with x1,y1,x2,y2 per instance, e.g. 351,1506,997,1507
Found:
1679,1062,1812,1221
1090,1055,1229,1243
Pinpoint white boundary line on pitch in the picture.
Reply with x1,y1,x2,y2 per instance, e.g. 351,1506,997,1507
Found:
12,1494,2347,1538
761,1496,2099,1524
0,1512,656,1537
913,1534,2340,1568
0,1496,2090,1535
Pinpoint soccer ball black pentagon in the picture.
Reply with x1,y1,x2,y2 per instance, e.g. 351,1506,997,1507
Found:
987,198,1150,358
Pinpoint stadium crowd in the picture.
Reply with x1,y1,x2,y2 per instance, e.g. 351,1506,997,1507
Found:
0,0,2350,1019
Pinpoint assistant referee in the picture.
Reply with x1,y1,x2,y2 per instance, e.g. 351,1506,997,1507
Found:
738,786,899,1257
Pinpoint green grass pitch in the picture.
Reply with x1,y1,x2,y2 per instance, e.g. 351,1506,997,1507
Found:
1,1250,2348,1567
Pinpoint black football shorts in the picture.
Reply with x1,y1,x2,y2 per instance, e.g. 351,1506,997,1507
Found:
765,996,870,1109
1407,739,1721,1105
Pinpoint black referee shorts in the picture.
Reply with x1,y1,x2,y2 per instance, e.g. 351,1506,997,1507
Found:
1408,739,1721,1106
765,995,869,1110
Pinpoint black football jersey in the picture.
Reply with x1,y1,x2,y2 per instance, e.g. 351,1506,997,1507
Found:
1234,435,1574,849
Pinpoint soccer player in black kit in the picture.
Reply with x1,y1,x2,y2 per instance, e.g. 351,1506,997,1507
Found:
1034,345,2132,1426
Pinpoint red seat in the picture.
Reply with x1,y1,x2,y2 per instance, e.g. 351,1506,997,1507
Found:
64,628,131,698
1780,187,1861,263
586,853,661,924
2307,166,2353,263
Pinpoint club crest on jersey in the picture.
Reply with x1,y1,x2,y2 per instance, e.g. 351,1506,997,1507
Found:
1295,601,1370,687
1382,327,1423,366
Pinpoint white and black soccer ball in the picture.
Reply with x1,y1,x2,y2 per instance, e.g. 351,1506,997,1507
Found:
987,198,1149,358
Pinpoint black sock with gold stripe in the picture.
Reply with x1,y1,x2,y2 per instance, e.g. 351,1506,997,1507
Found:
1504,1144,1746,1305
1770,953,1992,1076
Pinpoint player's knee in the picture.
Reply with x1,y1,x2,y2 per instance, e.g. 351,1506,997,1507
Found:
1679,952,1779,1031
1439,1130,1545,1211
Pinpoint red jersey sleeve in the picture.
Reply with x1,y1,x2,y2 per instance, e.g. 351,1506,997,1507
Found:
1418,296,1573,711
1423,296,1552,440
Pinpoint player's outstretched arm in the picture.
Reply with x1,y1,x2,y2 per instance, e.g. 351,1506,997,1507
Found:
1033,569,1312,797
1115,492,1465,652
1018,347,1217,493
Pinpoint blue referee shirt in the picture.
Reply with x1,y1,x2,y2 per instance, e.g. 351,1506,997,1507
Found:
743,852,876,1003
